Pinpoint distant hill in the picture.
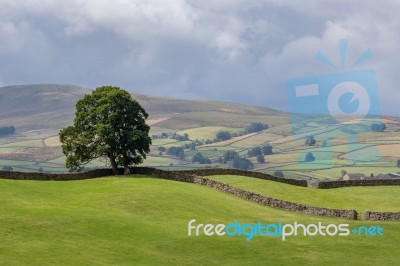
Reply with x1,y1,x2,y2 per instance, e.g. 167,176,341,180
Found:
0,84,87,131
0,84,287,132
1,84,399,178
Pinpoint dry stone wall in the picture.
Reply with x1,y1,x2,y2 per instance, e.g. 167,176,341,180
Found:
318,179,400,189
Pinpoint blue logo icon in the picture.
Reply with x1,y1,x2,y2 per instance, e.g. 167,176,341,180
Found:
286,39,381,167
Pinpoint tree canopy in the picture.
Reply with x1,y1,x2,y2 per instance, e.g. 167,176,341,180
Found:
304,152,315,162
222,150,239,163
246,122,268,133
233,157,254,170
59,86,151,174
191,152,211,164
0,126,15,136
216,131,231,141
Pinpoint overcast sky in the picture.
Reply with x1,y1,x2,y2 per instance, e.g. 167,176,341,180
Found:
0,0,399,115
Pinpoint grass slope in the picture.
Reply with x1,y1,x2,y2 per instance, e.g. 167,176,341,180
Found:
207,175,400,214
0,176,399,265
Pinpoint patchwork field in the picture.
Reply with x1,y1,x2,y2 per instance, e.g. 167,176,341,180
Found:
0,176,399,265
0,85,400,180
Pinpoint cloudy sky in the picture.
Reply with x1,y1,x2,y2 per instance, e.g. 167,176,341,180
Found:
0,0,399,115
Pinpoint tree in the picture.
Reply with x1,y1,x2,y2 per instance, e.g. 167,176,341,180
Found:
262,145,273,155
0,125,15,136
304,152,315,162
371,123,386,132
222,150,239,163
247,147,262,157
305,136,316,146
233,157,254,170
59,86,151,175
167,146,185,160
38,167,44,173
256,154,265,163
216,131,231,141
341,169,347,177
273,170,284,178
191,152,211,164
158,146,166,152
321,140,328,147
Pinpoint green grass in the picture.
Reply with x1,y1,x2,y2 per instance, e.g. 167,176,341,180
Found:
177,126,239,140
230,132,283,148
312,165,400,178
151,138,179,146
0,176,399,265
141,156,182,166
207,175,400,214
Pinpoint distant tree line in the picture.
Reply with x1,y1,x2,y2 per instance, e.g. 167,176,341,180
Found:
0,126,15,136
211,122,269,144
218,150,254,170
245,122,268,133
247,145,273,157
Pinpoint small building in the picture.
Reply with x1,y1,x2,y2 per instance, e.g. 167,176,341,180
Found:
376,174,391,179
377,173,400,179
388,173,400,178
343,173,366,181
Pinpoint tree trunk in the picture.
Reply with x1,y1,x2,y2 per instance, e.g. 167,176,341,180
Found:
124,165,130,175
109,155,118,175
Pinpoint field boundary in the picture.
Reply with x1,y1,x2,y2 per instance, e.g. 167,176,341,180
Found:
175,168,308,187
129,167,357,220
318,179,400,189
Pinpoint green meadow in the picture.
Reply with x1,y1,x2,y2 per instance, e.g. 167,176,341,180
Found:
207,175,400,214
0,176,399,265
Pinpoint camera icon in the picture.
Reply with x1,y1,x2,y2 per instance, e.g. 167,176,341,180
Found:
285,40,381,168
286,69,380,122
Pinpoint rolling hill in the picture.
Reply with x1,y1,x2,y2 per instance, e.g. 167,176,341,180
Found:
0,84,288,131
0,84,400,180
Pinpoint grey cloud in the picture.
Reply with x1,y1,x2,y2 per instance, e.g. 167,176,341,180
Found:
0,0,399,115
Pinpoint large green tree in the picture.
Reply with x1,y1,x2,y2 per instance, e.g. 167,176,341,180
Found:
59,86,151,175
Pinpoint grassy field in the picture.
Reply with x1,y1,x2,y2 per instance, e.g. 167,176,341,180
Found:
207,175,400,214
0,176,399,265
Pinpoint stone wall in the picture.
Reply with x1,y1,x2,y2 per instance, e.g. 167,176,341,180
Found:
5,167,399,221
318,179,400,189
364,211,400,221
195,176,357,220
0,169,113,181
129,167,357,220
175,168,308,187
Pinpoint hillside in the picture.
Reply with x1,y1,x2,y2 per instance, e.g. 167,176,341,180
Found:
0,84,400,180
0,84,287,132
